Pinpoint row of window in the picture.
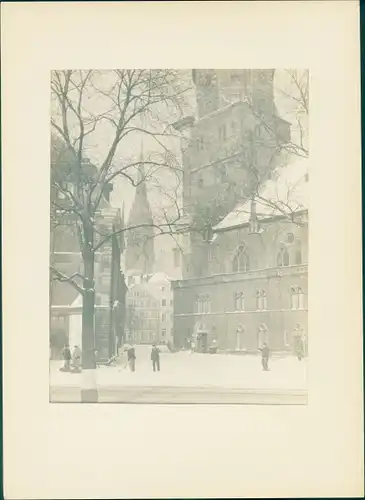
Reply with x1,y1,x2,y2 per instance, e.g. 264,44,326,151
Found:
194,121,264,158
194,287,306,314
133,310,159,319
131,330,167,342
133,319,159,329
232,242,303,273
129,299,159,308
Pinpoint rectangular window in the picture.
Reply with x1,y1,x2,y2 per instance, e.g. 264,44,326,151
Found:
162,313,166,322
162,330,166,337
162,299,166,306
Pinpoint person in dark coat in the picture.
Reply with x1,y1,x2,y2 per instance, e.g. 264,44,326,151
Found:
61,344,71,371
259,343,270,371
151,345,160,372
127,346,136,372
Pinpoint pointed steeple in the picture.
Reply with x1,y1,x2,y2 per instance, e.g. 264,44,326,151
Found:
137,140,146,185
125,142,155,274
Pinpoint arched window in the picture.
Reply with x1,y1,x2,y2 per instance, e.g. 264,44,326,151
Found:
291,286,305,309
232,246,250,273
283,249,290,266
256,290,267,310
295,250,302,265
262,291,267,310
257,324,269,347
196,294,210,314
290,286,298,309
277,251,283,267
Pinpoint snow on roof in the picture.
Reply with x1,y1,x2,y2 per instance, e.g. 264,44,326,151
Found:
214,158,309,231
148,272,172,283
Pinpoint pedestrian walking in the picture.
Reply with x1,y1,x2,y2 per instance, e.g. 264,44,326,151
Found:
71,345,82,372
127,345,136,372
61,344,72,372
151,344,160,372
259,343,270,371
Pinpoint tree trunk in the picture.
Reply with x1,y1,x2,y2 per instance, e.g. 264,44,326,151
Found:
81,224,97,402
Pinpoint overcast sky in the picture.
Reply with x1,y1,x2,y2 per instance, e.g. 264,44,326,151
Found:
51,69,308,226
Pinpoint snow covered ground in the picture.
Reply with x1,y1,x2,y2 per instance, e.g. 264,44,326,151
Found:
50,345,307,391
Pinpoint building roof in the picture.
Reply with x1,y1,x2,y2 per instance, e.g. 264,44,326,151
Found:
148,272,172,283
214,158,309,231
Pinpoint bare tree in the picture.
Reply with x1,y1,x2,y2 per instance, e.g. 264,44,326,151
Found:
50,69,191,376
185,69,309,234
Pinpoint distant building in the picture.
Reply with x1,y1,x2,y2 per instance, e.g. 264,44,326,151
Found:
126,272,174,345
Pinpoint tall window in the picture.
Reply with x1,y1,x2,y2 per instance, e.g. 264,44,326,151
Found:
195,294,211,314
295,250,302,265
290,286,305,310
257,324,269,347
232,246,250,273
198,177,204,189
236,326,244,350
277,248,290,267
256,290,267,310
161,313,166,322
234,292,245,311
162,299,166,306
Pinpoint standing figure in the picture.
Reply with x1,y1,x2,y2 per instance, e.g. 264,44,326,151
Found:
259,343,270,371
127,345,136,372
293,324,304,361
151,345,160,372
61,344,71,372
71,345,82,372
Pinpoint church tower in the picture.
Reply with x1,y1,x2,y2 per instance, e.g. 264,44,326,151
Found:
192,69,276,119
125,149,155,275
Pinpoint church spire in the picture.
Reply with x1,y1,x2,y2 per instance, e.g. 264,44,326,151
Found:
125,142,155,275
137,140,146,185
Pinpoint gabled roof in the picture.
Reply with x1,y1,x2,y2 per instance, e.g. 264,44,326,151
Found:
214,158,308,231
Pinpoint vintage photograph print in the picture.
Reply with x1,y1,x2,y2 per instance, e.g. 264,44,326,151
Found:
49,69,309,404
